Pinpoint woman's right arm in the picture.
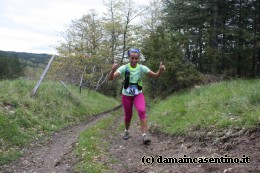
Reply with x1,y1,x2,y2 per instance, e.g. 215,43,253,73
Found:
108,62,120,80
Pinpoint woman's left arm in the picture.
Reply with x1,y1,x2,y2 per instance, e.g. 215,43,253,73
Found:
147,62,166,79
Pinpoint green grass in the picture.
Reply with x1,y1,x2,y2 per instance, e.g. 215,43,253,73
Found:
0,79,119,165
73,103,145,173
148,79,260,135
71,79,260,172
73,109,122,173
2,78,259,169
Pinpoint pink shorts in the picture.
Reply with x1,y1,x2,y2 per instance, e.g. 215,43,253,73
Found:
122,93,146,122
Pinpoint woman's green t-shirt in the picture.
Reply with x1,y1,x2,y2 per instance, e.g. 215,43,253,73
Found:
116,63,150,96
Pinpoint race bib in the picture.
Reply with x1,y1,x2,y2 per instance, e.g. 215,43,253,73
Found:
126,85,139,95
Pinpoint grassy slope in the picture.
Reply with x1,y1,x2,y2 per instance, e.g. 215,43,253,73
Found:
69,79,260,172
1,79,259,170
148,79,260,135
74,111,120,173
0,79,119,164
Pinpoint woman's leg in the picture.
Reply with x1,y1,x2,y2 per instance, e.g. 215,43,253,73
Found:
133,93,147,133
122,94,133,130
134,93,151,144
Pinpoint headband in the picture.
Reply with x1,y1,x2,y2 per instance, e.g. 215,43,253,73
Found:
128,48,140,56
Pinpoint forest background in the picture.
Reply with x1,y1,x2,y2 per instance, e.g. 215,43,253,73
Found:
1,0,259,98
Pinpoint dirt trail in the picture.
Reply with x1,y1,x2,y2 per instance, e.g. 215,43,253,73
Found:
107,118,260,173
0,106,121,173
1,106,259,173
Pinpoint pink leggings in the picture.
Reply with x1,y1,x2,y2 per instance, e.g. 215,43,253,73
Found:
122,93,147,122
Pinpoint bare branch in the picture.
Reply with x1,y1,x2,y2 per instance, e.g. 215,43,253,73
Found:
95,69,104,91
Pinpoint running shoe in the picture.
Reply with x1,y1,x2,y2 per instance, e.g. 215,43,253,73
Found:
142,134,151,144
123,130,129,140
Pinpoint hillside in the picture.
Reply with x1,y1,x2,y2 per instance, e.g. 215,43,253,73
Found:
0,79,119,164
0,79,259,173
72,79,260,173
0,50,51,68
148,79,260,135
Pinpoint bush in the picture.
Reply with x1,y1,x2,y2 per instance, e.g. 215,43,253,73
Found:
144,58,202,99
0,56,23,79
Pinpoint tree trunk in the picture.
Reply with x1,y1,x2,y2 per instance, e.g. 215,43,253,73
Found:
198,27,203,72
252,1,259,78
121,10,130,65
236,0,242,77
212,0,219,49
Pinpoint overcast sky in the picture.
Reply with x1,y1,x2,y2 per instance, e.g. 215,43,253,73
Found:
0,0,149,55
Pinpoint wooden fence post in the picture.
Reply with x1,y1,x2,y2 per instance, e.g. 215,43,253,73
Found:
31,55,55,96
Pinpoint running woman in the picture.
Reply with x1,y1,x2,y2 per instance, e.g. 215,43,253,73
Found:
108,48,166,144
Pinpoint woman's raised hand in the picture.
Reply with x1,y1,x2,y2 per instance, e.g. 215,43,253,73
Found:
159,62,166,71
112,60,118,71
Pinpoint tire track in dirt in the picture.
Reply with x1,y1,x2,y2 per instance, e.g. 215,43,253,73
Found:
0,105,121,173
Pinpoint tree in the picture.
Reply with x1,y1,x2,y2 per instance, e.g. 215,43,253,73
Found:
55,10,110,90
162,0,260,78
142,25,202,98
251,0,260,77
0,55,23,79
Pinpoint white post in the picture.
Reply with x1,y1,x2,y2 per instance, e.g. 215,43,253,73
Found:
31,55,55,96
